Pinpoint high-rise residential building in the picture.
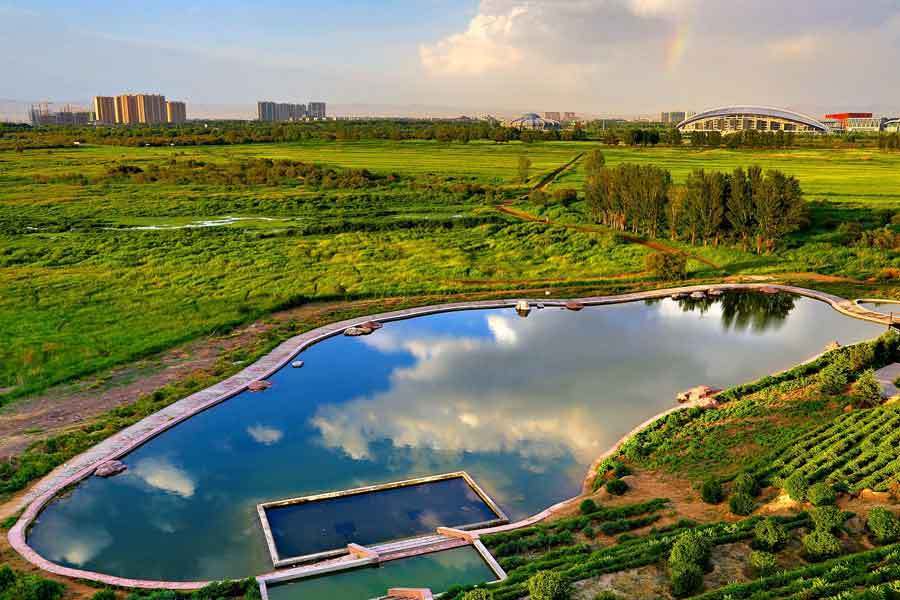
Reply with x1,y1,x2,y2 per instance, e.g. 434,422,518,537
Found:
136,94,167,124
114,94,167,124
93,96,116,124
166,101,187,124
661,111,687,125
115,94,139,124
258,101,311,122
307,102,326,119
563,112,577,120
544,111,561,121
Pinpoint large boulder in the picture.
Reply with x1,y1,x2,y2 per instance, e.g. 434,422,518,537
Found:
247,380,271,392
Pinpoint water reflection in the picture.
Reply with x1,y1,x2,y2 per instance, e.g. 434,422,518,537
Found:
26,294,884,581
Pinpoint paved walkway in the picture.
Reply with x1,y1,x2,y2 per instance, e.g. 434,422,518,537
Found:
7,283,894,590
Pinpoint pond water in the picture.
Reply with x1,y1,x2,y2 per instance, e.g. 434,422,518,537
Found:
859,301,900,315
26,293,884,582
266,546,497,600
263,475,503,561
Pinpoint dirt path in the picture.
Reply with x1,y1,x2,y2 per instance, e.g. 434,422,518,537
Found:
497,204,722,269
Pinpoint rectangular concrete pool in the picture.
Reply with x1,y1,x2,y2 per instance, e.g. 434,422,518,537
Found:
258,472,507,566
264,546,499,600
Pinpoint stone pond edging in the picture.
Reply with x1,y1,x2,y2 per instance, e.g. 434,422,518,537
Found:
7,283,894,590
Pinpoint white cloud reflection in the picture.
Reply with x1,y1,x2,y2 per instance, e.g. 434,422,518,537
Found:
132,457,196,498
247,424,284,445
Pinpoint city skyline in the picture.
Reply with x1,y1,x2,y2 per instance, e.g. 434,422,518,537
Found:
3,0,900,118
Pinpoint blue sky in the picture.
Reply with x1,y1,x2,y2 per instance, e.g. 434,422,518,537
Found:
3,1,900,117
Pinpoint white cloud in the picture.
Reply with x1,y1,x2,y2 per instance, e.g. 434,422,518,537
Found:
133,458,196,498
247,424,284,445
419,6,527,75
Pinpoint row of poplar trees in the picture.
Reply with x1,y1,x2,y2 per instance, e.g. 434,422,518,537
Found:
582,150,808,253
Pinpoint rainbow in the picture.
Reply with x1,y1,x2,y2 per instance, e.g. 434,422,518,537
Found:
665,22,688,73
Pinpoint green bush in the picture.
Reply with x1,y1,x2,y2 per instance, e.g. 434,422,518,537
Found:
670,562,704,598
748,550,778,576
582,524,595,539
0,566,13,593
700,478,724,504
818,359,849,395
811,506,847,533
646,252,687,280
580,499,597,515
462,589,492,600
784,472,809,501
802,529,842,561
729,492,755,516
605,478,628,496
854,369,884,408
594,592,621,600
669,530,713,570
849,343,876,371
527,570,570,600
732,474,759,497
753,518,789,551
91,591,116,600
867,507,900,544
1,572,65,600
807,482,837,506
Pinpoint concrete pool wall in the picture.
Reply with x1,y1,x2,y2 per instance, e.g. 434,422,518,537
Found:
8,283,896,589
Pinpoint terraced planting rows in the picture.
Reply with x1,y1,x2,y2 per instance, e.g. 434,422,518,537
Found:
693,543,900,600
443,501,808,600
764,405,900,493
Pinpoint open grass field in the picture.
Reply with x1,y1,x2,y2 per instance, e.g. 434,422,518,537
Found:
1,140,898,401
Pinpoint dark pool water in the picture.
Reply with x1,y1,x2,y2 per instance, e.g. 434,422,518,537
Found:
266,546,496,600
26,293,884,581
264,475,501,560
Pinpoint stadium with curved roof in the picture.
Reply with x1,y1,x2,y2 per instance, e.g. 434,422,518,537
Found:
506,113,560,130
677,106,829,135
884,118,900,133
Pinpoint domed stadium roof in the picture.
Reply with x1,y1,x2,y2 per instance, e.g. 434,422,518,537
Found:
678,106,828,132
508,113,560,130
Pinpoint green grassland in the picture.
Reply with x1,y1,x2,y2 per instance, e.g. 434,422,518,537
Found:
1,140,898,401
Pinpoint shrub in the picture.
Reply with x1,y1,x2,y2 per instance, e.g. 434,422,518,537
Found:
646,252,687,280
594,592,621,600
753,518,789,551
462,590,493,600
784,472,809,501
849,344,876,371
818,360,849,395
606,478,628,496
867,507,900,544
807,482,837,506
670,562,704,598
528,571,570,600
2,572,65,600
580,499,597,515
91,591,116,600
0,566,13,592
854,369,884,408
729,492,755,516
669,530,712,570
582,525,595,539
802,529,842,561
732,474,760,497
700,478,724,504
811,506,847,532
748,550,778,576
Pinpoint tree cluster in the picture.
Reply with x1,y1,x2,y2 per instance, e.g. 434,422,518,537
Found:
689,130,796,148
584,152,808,252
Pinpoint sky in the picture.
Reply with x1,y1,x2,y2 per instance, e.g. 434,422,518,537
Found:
2,0,900,118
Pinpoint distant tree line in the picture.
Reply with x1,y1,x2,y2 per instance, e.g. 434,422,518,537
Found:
690,130,797,149
583,150,808,253
878,132,900,151
0,119,589,151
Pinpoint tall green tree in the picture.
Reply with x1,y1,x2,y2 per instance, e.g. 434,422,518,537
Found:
517,155,532,184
